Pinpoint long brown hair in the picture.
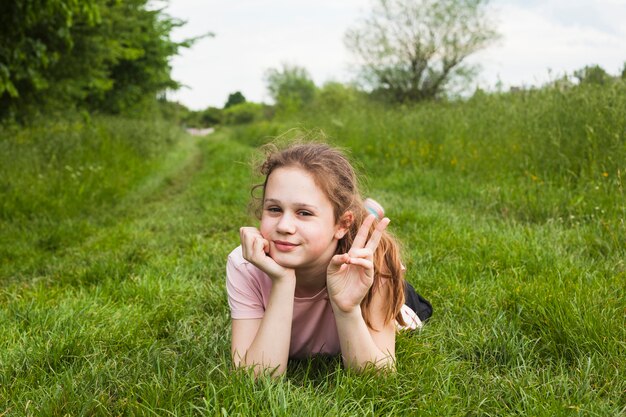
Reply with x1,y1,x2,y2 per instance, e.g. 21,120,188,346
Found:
251,137,406,328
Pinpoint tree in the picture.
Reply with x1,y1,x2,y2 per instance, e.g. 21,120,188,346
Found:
0,0,208,119
224,91,246,108
0,0,101,116
223,102,264,125
201,107,223,126
85,0,202,114
574,65,611,86
264,64,316,110
345,0,499,102
315,81,360,112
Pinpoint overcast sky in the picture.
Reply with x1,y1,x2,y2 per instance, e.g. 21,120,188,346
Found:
164,0,626,110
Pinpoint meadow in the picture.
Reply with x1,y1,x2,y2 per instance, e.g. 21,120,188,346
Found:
1,83,624,416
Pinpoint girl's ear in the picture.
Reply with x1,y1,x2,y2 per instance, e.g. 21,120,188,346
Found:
335,211,354,239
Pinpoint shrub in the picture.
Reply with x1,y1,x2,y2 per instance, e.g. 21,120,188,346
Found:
223,102,265,125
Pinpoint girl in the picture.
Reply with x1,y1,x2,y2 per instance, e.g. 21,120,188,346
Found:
226,141,429,376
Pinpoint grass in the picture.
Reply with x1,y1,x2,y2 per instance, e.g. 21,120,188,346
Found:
1,84,625,416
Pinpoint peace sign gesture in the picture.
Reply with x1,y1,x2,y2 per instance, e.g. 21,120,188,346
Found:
326,214,390,314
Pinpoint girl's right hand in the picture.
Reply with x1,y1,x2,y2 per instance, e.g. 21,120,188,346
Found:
239,227,295,281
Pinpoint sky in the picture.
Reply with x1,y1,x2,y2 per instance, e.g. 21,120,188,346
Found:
163,0,626,110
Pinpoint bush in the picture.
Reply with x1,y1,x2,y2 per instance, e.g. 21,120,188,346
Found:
224,91,246,109
265,64,317,114
201,107,224,126
314,82,361,112
0,0,195,120
223,102,265,125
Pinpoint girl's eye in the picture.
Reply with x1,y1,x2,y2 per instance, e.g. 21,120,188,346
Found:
298,210,313,216
266,206,281,213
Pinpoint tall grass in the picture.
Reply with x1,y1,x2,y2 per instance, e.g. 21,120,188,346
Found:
0,115,186,220
1,85,624,415
0,115,187,280
232,82,626,256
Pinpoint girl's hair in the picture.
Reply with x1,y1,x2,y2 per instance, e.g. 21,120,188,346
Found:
251,139,406,329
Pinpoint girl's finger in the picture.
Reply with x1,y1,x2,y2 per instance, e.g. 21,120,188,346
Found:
351,214,376,249
243,233,257,255
329,253,350,267
250,236,272,268
240,227,258,243
365,217,390,251
343,257,373,270
240,227,262,260
240,227,262,247
252,235,262,253
249,236,260,261
347,247,374,260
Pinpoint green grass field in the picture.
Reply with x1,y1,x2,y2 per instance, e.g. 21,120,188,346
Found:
1,85,625,415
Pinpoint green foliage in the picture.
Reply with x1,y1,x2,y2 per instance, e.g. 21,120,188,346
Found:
0,0,200,120
180,106,224,128
224,91,246,109
574,64,612,86
265,64,317,113
314,81,361,113
156,99,190,124
223,102,266,125
0,0,100,114
345,0,499,102
201,106,224,126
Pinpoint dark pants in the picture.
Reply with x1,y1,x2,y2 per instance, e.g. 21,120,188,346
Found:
404,281,432,322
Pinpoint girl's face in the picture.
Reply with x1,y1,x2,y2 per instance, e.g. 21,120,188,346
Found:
260,166,347,274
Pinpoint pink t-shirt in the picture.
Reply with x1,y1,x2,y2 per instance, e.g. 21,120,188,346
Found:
226,246,340,358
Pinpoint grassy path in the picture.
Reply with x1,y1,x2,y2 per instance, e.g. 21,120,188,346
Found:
1,129,624,415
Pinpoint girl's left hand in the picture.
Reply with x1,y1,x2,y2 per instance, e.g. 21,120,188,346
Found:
326,214,390,314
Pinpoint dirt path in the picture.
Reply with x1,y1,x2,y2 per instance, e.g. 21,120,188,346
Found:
186,127,214,136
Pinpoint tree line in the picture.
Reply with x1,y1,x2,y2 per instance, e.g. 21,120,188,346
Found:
2,0,623,125
0,0,205,121
0,0,502,123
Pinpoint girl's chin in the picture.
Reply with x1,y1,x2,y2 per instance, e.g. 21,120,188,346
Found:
269,253,299,269
269,249,311,270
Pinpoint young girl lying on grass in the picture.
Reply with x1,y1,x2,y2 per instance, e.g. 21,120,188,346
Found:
226,141,431,376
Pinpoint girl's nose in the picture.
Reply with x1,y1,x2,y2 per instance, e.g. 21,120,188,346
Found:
276,213,296,234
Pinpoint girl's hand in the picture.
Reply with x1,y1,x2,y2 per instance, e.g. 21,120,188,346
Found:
326,215,390,314
239,227,295,281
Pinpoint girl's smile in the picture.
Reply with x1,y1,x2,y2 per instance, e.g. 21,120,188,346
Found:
273,240,299,252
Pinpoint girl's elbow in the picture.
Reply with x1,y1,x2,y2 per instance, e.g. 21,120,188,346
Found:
231,353,286,378
375,355,397,373
372,354,397,372
344,352,396,373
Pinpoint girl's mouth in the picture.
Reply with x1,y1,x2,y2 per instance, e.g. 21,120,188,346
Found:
274,240,299,252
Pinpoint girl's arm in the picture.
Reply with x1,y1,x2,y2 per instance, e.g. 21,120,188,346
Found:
327,215,396,371
332,283,396,370
231,274,295,377
231,227,296,377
